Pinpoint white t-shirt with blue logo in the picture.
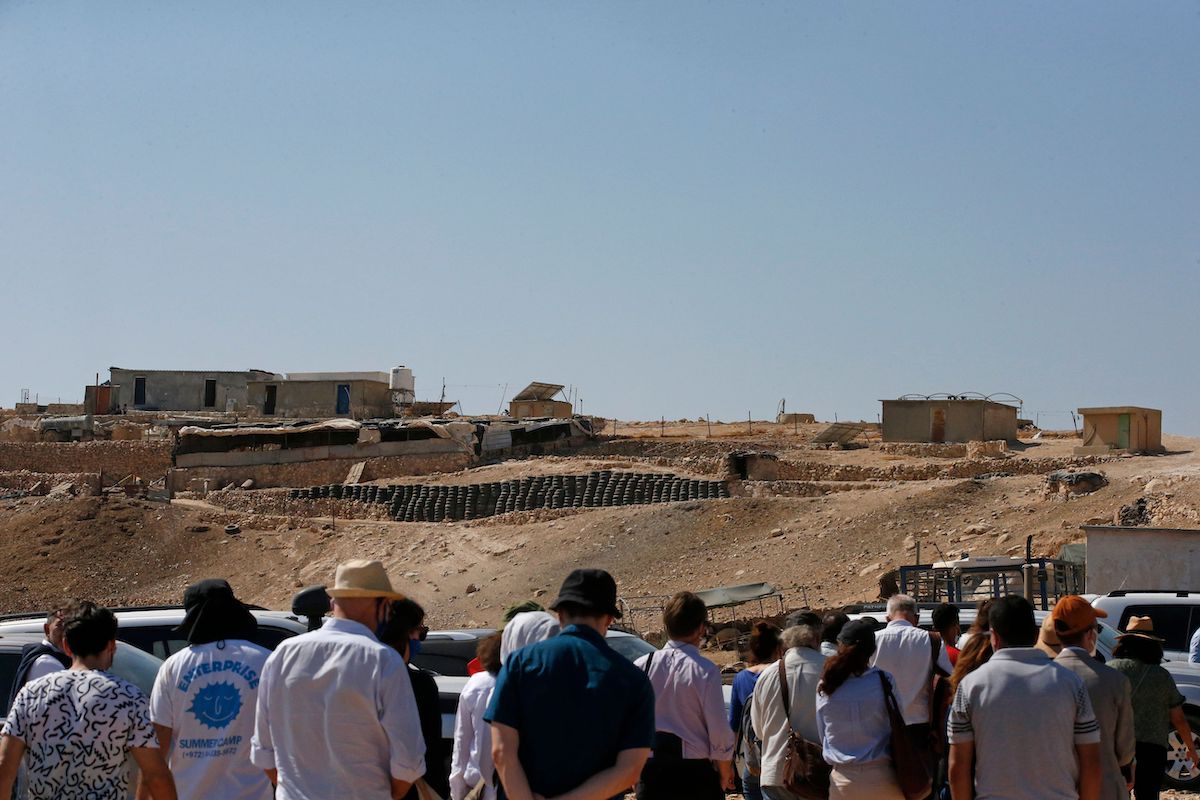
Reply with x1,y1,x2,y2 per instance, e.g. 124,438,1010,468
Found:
150,640,273,800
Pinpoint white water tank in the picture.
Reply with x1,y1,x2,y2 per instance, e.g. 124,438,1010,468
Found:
390,366,415,404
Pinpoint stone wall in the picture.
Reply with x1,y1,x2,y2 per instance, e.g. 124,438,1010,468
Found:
0,442,172,479
169,451,473,491
0,470,103,493
777,454,1109,483
873,442,969,458
738,480,877,498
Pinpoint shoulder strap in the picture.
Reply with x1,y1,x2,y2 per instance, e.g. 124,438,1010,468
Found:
878,669,898,711
776,656,792,724
642,651,654,675
1129,664,1152,698
929,631,948,678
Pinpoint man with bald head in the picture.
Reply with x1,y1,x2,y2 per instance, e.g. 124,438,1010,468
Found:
250,560,425,799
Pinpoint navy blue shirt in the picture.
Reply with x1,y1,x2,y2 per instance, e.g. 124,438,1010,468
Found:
484,623,655,798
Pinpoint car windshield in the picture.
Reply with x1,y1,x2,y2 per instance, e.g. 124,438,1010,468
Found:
110,643,163,697
607,634,657,662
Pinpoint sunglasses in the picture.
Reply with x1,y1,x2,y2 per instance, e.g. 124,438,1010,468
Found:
415,625,429,641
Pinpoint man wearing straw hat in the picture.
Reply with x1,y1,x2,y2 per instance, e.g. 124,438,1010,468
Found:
251,559,425,799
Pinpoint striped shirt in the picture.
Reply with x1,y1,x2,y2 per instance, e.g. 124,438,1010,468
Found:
948,647,1100,800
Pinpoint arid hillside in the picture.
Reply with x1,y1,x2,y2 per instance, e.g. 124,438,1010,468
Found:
2,425,1198,634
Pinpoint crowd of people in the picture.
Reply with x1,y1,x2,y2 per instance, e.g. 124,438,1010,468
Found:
0,561,1196,800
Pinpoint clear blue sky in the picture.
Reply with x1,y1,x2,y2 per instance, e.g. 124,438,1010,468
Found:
3,2,1198,432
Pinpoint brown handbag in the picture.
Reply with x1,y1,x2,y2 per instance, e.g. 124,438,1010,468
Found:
878,671,933,800
777,655,830,800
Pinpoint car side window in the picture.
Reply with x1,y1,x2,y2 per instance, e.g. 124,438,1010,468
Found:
0,653,22,716
410,654,461,676
1120,605,1196,652
252,626,295,651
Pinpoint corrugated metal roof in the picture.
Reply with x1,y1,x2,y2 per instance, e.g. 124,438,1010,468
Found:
512,382,565,401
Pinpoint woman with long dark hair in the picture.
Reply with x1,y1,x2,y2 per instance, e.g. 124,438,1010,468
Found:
1108,617,1200,800
948,599,995,697
815,619,905,800
729,621,782,800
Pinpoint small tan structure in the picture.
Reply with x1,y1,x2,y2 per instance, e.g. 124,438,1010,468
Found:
509,382,572,419
881,399,1018,444
1075,406,1163,455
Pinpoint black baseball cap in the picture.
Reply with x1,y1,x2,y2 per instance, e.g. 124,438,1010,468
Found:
549,569,622,618
836,619,878,654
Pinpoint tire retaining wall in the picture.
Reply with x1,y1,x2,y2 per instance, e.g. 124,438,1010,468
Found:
288,470,730,522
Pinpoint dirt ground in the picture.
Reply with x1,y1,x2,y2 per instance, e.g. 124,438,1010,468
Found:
1,425,1198,640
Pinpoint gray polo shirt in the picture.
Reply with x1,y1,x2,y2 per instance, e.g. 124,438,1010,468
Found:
948,647,1100,800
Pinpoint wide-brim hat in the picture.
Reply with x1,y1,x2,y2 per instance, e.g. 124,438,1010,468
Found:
1035,615,1062,658
326,559,405,600
549,568,622,618
1118,615,1164,642
172,579,258,645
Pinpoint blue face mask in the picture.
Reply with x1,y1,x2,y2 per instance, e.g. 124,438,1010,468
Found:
408,637,423,658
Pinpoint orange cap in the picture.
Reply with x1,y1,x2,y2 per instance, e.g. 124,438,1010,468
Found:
1051,596,1107,638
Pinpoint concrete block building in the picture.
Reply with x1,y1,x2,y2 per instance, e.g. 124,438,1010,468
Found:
247,372,393,419
107,367,276,413
1075,406,1163,455
881,398,1018,444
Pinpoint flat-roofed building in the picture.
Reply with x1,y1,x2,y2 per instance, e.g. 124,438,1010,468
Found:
107,367,276,412
1075,406,1163,455
881,398,1018,444
247,372,393,419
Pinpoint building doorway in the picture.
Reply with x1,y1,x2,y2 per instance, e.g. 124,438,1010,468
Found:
264,385,277,415
336,384,351,415
931,408,946,443
203,379,217,408
1117,414,1130,450
134,376,147,406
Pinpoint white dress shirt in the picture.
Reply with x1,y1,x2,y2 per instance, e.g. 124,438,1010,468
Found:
869,619,952,725
634,640,735,761
449,671,496,800
250,617,425,799
750,646,826,788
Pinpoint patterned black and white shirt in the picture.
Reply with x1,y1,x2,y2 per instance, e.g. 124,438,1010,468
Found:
2,669,157,799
